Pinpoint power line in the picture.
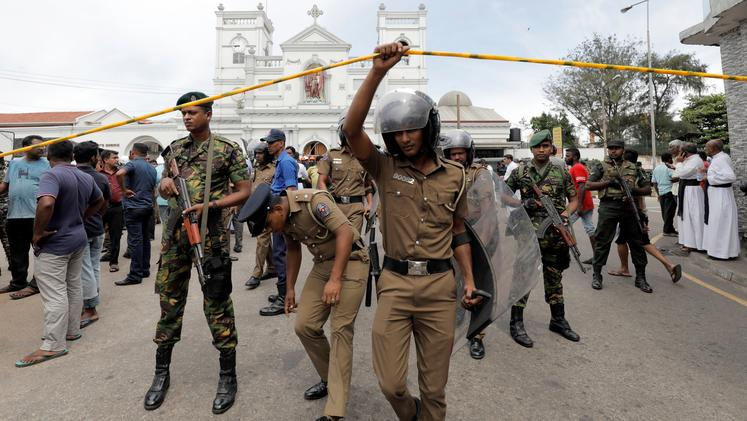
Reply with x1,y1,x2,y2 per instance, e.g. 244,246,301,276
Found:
0,74,182,94
0,67,189,91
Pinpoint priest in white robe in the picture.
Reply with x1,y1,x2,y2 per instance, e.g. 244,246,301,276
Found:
702,139,740,259
673,142,705,252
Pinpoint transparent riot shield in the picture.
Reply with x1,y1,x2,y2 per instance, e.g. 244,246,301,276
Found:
453,170,542,353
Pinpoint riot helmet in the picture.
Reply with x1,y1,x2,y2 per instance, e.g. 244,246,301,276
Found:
439,129,475,166
254,142,272,166
374,89,440,157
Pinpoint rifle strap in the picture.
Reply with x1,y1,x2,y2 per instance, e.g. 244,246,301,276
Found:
199,134,216,250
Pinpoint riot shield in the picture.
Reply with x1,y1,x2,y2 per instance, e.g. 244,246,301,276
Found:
452,170,542,353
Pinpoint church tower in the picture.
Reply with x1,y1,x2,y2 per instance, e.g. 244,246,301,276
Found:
376,3,428,93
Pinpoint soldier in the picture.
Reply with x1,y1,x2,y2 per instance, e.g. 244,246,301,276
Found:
343,42,482,421
0,155,10,276
239,184,368,421
245,142,277,289
317,113,374,234
143,92,251,414
439,129,494,360
586,140,651,293
505,130,580,348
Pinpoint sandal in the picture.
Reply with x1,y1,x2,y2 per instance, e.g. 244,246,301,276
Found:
109,264,119,273
15,349,68,368
80,317,99,329
9,287,40,300
41,333,83,341
607,270,632,277
670,264,682,283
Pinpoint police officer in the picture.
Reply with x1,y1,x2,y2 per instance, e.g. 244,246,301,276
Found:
240,184,368,421
439,129,494,360
586,140,651,293
317,113,374,234
144,92,251,414
245,142,277,289
343,42,482,421
505,130,580,348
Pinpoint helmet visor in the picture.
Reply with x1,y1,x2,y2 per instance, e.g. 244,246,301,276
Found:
374,90,432,134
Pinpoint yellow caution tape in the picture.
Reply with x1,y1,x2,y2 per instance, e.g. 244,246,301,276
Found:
2,48,743,158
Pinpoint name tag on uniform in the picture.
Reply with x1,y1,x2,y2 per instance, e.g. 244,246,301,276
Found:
393,173,415,185
332,158,343,165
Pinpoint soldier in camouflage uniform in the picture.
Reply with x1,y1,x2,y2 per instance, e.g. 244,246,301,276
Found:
586,140,651,293
143,92,251,415
245,142,277,289
505,130,580,348
439,129,495,359
0,156,10,274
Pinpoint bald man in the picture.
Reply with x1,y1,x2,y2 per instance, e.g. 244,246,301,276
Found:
702,140,739,259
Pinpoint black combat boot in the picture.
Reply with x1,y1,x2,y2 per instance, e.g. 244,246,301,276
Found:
468,334,485,360
548,303,580,342
591,265,603,290
212,350,237,414
144,346,172,410
634,268,653,293
509,306,533,348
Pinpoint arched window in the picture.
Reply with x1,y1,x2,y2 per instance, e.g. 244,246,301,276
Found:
231,35,248,64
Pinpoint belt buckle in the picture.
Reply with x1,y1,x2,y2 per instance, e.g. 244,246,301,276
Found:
340,196,351,204
407,260,429,276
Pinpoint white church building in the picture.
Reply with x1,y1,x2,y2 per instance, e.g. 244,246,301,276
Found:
1,3,514,160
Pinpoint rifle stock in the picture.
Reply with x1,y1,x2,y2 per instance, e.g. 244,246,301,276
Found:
531,185,587,274
170,160,207,287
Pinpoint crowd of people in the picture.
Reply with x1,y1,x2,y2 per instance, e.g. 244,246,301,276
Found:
1,41,744,421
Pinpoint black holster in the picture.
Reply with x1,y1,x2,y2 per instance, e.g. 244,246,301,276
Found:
201,209,233,301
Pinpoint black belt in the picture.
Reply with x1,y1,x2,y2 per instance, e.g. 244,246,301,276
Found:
334,195,364,204
678,179,701,219
383,256,452,276
600,197,625,203
703,182,732,224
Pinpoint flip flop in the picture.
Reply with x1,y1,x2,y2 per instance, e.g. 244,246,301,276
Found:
670,264,682,283
9,287,40,300
607,270,632,277
41,333,83,341
15,349,68,368
80,317,99,329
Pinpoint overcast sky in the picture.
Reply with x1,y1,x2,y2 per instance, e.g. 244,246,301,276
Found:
0,0,723,130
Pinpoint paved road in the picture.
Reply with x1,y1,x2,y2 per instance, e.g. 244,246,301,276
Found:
1,198,745,420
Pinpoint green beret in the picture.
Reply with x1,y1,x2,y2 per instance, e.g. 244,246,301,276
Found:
529,129,552,148
176,91,213,109
607,139,625,148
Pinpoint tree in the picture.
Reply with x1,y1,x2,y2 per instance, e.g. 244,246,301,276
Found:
529,111,578,148
544,34,644,145
680,94,729,147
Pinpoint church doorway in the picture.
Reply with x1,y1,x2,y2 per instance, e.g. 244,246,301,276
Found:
302,140,328,158
126,136,164,161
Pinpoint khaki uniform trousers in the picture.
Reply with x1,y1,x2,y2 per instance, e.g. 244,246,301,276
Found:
294,258,369,418
372,268,457,421
252,229,276,278
337,202,365,235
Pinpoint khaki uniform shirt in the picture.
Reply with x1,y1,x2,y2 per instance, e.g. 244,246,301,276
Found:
362,151,467,261
283,189,367,263
589,157,638,200
251,161,276,193
317,148,371,197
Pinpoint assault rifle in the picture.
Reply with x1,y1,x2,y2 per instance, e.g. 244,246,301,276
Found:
364,212,379,307
532,185,587,274
610,159,645,233
169,160,206,287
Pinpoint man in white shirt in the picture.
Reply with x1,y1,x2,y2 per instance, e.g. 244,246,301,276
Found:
702,139,740,259
672,142,705,253
503,154,518,181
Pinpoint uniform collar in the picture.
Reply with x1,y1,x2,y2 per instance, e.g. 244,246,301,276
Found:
394,154,444,175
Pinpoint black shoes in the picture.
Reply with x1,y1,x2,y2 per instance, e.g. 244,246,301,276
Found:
144,346,172,410
635,273,653,293
267,294,279,303
591,266,603,290
115,279,141,286
259,296,285,316
245,276,260,289
304,380,328,400
260,271,278,280
233,244,242,253
469,335,485,359
549,303,580,342
509,306,534,348
212,350,237,414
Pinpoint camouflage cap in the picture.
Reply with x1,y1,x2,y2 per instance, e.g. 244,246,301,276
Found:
529,129,552,148
607,139,625,148
176,91,213,110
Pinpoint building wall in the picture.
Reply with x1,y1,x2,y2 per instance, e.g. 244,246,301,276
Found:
719,24,747,238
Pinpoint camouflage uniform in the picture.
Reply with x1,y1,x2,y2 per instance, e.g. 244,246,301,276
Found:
0,158,10,268
506,160,576,307
155,134,249,351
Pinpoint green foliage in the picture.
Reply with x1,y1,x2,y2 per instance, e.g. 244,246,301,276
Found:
680,94,729,147
529,111,577,148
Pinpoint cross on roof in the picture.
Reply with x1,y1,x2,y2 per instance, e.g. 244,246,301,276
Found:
308,4,323,23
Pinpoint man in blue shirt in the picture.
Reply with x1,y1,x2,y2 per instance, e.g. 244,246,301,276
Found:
260,128,298,316
651,152,678,236
115,143,157,286
0,135,50,298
